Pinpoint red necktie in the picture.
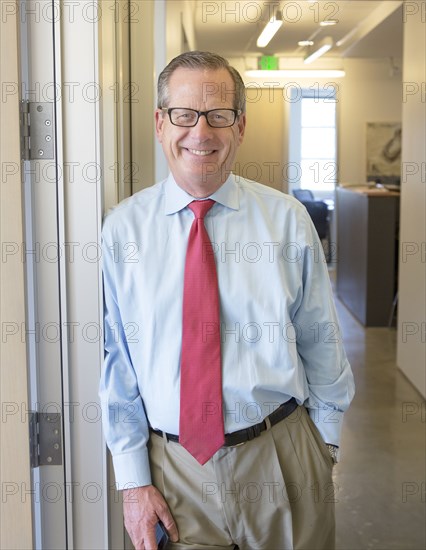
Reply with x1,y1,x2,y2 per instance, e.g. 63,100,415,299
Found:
179,199,225,464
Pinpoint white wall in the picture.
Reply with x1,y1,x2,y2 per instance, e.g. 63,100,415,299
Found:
166,0,197,62
154,0,168,182
338,58,402,184
131,0,155,191
396,12,426,397
228,57,346,194
0,6,33,548
151,0,198,180
126,1,199,186
228,57,402,190
234,87,286,191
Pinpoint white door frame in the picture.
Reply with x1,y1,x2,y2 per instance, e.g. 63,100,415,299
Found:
58,0,107,547
19,0,71,546
17,0,108,547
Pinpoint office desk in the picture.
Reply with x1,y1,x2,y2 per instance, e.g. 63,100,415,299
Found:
336,186,399,326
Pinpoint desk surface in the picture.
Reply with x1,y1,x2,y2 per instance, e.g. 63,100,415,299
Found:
338,185,400,197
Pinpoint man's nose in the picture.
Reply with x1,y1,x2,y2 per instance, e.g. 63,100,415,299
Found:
190,113,213,138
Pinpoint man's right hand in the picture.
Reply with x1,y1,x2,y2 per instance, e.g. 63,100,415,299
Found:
123,485,179,550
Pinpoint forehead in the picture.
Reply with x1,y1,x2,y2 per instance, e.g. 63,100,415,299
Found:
167,68,236,107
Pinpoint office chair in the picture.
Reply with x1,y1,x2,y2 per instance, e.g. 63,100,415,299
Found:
293,189,315,202
292,189,331,262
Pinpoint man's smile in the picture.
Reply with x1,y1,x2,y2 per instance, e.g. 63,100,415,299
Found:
185,148,215,156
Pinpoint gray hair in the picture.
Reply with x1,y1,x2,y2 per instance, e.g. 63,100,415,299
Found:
157,51,246,113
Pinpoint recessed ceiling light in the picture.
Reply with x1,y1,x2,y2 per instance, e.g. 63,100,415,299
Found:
320,20,338,26
298,40,314,47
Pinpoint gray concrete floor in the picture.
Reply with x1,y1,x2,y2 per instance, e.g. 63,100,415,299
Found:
332,280,426,550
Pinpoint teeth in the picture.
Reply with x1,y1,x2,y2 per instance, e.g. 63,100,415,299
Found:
188,149,213,156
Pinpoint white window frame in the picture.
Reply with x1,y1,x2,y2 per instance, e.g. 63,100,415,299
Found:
289,86,338,201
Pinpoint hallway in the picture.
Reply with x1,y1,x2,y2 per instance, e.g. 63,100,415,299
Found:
333,285,425,549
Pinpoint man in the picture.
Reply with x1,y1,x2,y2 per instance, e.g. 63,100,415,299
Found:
100,51,355,550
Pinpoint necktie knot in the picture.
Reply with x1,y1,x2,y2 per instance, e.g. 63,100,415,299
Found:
188,199,215,220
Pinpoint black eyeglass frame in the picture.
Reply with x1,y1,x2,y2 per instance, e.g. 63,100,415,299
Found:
161,107,242,128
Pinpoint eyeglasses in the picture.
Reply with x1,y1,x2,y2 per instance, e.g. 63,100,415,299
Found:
161,108,242,128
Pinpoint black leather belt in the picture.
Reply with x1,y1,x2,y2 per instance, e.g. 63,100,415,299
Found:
151,397,298,447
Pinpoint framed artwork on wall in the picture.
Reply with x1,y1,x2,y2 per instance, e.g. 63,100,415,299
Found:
366,122,401,186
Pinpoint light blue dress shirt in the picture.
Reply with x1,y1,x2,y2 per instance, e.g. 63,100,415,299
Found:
100,173,355,488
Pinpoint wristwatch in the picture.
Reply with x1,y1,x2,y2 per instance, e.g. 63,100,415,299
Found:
326,444,339,464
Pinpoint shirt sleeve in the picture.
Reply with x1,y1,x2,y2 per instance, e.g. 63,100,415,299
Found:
292,209,355,447
99,221,152,489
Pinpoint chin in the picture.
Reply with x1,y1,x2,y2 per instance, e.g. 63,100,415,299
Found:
187,163,221,180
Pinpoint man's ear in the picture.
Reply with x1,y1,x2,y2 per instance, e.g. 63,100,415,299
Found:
155,109,164,142
237,113,246,145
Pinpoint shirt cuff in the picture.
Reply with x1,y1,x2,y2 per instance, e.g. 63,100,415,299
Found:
112,448,152,489
307,407,344,447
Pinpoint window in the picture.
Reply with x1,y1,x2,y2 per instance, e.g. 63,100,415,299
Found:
289,88,337,196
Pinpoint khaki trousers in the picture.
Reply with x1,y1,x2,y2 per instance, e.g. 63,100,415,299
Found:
148,406,336,550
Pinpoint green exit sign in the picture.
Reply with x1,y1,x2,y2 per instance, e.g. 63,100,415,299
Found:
259,56,279,70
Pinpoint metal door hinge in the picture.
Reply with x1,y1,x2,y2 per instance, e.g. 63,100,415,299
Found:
20,101,55,160
29,412,62,468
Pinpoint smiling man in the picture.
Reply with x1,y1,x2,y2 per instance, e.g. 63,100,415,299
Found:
100,51,355,550
155,66,245,198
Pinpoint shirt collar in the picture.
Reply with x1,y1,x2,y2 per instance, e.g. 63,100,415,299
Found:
164,173,240,215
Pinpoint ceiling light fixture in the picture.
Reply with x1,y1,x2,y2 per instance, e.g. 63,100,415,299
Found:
304,36,333,64
245,69,345,78
298,40,314,47
256,10,283,48
320,20,338,26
